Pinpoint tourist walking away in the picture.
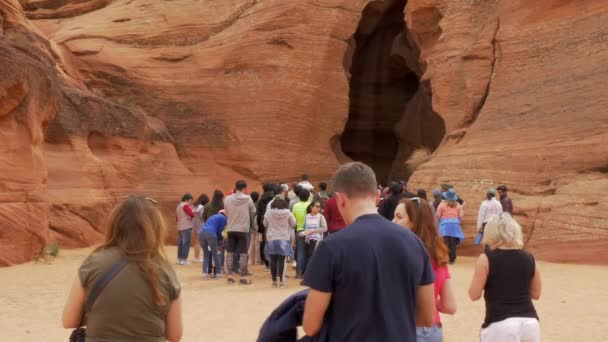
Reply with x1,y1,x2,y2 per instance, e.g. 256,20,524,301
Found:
263,197,296,287
323,195,346,234
302,162,436,341
436,188,464,263
203,190,224,273
378,182,403,220
224,180,256,285
393,197,457,342
199,210,227,280
248,191,261,266
469,213,541,342
299,199,327,282
314,182,332,206
497,185,514,215
258,184,277,270
287,182,298,202
176,193,195,265
432,189,443,210
292,189,312,279
192,193,209,263
441,184,465,206
62,196,182,342
289,185,303,211
476,188,503,244
298,174,314,191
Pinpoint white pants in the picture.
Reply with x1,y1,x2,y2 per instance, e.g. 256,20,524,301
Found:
481,317,540,342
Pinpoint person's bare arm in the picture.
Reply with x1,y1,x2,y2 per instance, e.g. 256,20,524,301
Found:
530,266,542,300
165,296,183,342
62,277,86,328
468,254,489,301
303,289,332,336
415,283,436,327
437,279,457,315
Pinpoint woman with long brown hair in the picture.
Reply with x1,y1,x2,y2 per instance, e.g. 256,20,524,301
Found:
393,197,457,342
62,196,183,341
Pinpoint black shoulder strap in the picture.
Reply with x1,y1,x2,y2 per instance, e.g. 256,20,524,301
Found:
79,258,129,326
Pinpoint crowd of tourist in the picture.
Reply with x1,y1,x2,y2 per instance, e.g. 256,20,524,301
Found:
62,162,538,342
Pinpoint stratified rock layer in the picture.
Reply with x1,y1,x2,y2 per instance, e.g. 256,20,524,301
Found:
0,0,606,265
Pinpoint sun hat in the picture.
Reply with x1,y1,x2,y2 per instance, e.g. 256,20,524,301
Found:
432,189,442,197
442,188,458,202
487,188,497,195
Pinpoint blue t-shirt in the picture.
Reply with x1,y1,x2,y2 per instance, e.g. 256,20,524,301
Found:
304,214,435,342
201,214,227,240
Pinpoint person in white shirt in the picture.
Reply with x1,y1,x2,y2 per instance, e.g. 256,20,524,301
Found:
298,174,314,191
477,188,504,232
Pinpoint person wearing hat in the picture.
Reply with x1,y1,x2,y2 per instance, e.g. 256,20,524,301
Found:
477,188,504,240
199,209,227,280
436,188,465,263
441,183,466,206
496,185,513,215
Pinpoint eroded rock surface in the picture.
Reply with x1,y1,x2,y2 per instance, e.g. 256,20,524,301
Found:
1,0,607,264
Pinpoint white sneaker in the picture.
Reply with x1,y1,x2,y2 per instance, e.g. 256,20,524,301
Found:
192,258,203,263
182,260,191,266
176,259,183,265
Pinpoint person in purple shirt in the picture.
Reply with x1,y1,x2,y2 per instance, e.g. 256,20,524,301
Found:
497,185,513,215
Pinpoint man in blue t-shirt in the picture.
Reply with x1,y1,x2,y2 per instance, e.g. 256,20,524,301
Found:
303,162,436,341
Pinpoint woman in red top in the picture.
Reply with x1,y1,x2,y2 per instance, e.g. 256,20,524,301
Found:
393,197,457,342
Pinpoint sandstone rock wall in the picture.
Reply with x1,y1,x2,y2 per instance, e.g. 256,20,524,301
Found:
1,0,607,265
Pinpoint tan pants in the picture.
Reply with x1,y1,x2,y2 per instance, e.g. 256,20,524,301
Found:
248,231,262,265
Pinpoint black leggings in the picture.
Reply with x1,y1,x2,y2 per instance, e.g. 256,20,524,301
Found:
269,255,286,282
444,237,458,263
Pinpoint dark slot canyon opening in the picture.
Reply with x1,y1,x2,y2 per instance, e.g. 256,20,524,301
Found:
339,0,446,185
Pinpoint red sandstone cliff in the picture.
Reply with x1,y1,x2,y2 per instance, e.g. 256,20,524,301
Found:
1,0,606,265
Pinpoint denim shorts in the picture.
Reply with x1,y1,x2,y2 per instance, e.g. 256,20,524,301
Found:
416,325,443,342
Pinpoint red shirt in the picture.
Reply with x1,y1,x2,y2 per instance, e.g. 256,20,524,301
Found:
432,262,451,324
323,196,346,233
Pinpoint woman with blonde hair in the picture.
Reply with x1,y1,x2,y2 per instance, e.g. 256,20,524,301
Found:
62,197,183,341
394,197,457,342
468,213,541,342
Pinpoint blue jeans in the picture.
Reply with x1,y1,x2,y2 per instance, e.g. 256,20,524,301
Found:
199,231,221,275
296,235,306,277
416,325,443,342
177,228,192,260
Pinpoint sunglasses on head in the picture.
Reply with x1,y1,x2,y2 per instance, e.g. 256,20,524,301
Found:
122,195,158,205
410,197,421,208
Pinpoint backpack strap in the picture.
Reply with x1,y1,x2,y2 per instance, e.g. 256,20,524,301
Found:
79,257,129,327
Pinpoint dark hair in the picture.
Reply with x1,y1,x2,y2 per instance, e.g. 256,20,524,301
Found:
235,180,247,191
319,182,327,191
497,185,508,192
250,191,260,203
262,183,274,193
333,162,377,197
301,174,309,181
181,193,193,202
299,189,311,202
416,189,427,201
487,192,495,200
389,182,402,195
271,197,288,210
293,185,303,197
400,198,449,266
307,200,323,214
210,190,224,209
195,193,210,206
272,183,282,195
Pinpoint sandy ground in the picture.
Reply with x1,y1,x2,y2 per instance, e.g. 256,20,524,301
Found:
0,246,607,342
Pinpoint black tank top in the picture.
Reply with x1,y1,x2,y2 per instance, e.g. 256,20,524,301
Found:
482,249,539,328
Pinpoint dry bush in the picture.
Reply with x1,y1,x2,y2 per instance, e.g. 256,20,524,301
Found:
405,148,432,173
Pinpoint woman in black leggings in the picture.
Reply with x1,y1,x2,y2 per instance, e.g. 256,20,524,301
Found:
262,197,296,287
